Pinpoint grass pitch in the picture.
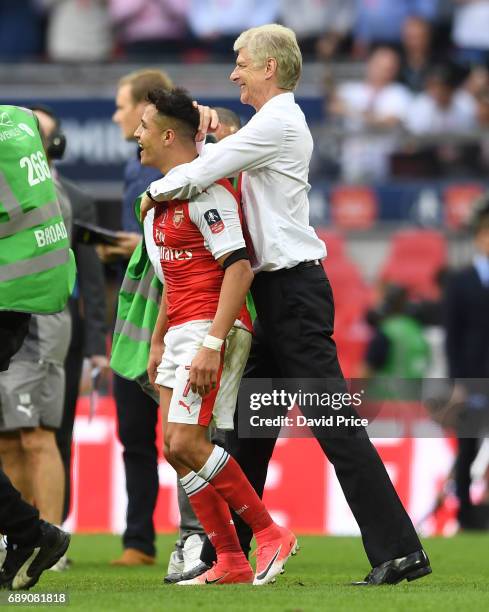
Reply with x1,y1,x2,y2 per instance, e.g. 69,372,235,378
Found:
23,533,489,611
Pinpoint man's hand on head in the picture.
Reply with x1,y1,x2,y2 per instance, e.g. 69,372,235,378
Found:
193,101,220,142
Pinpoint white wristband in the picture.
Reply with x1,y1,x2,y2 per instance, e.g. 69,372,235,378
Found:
203,335,224,352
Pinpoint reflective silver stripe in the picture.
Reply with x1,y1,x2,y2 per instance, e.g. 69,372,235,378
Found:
114,318,153,343
0,201,60,238
120,276,139,293
114,317,124,335
148,283,161,305
120,268,161,304
0,248,69,282
0,170,22,214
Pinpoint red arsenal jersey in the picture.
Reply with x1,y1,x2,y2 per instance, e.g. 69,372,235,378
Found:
153,178,252,331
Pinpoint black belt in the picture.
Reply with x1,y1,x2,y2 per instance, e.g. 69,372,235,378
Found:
273,259,321,273
292,259,321,271
258,260,321,276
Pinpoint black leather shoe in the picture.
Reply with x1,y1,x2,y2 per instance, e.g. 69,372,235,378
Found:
163,561,210,584
352,550,432,586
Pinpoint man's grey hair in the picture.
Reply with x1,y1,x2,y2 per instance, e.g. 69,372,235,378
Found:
234,24,302,91
213,107,242,130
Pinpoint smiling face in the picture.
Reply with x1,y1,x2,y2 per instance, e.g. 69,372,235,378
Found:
230,47,267,110
134,104,167,169
112,83,146,141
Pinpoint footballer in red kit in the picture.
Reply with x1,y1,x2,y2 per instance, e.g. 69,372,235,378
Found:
152,180,252,332
136,87,297,586
152,179,252,429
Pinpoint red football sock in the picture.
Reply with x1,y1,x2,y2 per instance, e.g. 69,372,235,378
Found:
203,451,279,537
181,473,245,561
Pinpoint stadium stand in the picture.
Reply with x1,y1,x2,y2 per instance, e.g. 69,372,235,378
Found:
380,229,447,300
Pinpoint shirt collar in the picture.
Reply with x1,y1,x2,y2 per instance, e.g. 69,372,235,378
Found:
258,92,295,113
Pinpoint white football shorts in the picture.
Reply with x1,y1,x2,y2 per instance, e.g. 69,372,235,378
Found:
155,320,252,429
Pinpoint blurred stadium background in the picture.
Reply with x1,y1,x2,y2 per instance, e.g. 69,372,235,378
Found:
2,0,489,539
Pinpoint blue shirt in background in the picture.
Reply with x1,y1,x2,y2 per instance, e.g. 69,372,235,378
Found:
122,150,162,233
355,0,439,45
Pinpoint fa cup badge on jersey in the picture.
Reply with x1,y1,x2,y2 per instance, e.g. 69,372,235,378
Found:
204,209,225,234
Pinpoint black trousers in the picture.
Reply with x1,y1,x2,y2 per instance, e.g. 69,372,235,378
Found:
0,312,41,546
455,437,479,525
0,468,41,545
56,340,84,523
202,264,421,568
113,373,159,557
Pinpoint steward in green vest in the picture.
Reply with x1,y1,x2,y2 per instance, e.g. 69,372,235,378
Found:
378,315,430,379
365,285,430,401
0,105,75,315
111,195,162,386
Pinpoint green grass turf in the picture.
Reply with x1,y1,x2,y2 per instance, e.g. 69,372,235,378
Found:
18,533,489,611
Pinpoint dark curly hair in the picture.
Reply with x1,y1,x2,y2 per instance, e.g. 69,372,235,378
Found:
147,87,200,142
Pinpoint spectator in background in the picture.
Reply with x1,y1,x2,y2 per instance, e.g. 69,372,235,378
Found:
444,84,489,176
279,0,355,59
407,65,476,134
362,285,431,397
444,202,489,529
353,0,439,58
400,16,437,92
463,64,489,98
0,0,45,60
329,46,412,181
187,0,279,58
40,0,112,62
473,87,489,172
475,86,489,126
109,0,189,59
452,0,489,67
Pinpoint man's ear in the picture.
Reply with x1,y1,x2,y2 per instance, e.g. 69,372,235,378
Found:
264,57,277,81
162,128,175,146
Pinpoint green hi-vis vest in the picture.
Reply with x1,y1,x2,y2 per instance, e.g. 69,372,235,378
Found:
379,315,430,379
111,195,163,380
0,105,75,314
367,314,431,401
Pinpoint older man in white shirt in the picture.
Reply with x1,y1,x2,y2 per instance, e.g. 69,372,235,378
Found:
141,24,430,586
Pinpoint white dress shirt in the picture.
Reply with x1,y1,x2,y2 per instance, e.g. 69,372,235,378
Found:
149,92,326,273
